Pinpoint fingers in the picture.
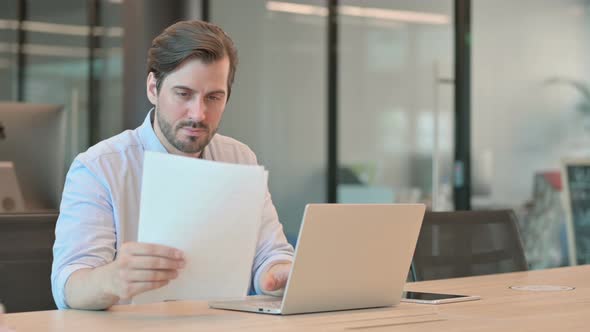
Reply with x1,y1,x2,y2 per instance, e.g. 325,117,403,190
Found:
111,242,186,300
272,265,291,283
262,276,277,291
123,242,184,260
127,256,185,270
124,269,179,282
263,263,292,292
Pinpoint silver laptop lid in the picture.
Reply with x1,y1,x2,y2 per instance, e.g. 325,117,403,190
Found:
280,204,425,315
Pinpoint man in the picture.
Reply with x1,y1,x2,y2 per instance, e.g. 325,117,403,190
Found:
51,20,294,310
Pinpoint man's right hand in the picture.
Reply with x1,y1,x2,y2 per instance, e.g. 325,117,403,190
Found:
64,242,185,310
103,242,186,300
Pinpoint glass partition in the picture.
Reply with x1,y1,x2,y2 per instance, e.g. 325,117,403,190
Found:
338,0,454,210
210,0,328,243
472,0,590,268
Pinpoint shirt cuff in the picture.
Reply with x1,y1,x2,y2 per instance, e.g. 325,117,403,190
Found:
253,254,293,296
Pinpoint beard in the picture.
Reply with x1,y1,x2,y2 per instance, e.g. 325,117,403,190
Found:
155,107,216,154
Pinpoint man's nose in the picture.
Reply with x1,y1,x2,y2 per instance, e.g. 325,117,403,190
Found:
187,97,206,121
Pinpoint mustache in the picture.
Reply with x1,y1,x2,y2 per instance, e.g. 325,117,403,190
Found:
176,121,209,131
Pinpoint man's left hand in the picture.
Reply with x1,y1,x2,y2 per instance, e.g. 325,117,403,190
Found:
260,262,292,293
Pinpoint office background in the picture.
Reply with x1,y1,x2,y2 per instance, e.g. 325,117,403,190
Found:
2,0,590,270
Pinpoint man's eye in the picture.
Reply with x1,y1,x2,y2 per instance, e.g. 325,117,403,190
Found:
208,95,222,101
176,91,190,97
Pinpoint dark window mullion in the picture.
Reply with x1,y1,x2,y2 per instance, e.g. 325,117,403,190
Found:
202,0,209,22
88,0,100,145
327,0,338,203
16,0,26,102
453,0,472,210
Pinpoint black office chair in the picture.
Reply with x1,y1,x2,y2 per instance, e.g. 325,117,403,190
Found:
0,212,58,312
411,210,528,281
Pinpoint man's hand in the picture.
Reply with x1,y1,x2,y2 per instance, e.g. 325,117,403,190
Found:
65,241,186,309
260,262,292,294
103,242,186,300
105,242,185,299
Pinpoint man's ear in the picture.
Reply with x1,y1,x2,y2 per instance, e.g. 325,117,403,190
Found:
146,72,158,105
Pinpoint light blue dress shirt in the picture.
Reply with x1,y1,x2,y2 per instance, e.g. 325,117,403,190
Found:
51,110,294,309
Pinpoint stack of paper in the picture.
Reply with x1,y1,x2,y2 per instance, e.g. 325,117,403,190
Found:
133,151,268,304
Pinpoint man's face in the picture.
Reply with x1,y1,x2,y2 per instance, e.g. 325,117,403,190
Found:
147,57,230,157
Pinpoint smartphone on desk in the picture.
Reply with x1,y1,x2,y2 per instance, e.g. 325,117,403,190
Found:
401,291,480,304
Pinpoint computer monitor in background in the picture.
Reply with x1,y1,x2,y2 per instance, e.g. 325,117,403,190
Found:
0,102,66,211
0,161,25,212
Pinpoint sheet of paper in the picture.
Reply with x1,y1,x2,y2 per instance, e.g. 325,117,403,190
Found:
133,151,267,304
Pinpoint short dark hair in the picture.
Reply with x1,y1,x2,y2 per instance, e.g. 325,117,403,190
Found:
147,20,238,99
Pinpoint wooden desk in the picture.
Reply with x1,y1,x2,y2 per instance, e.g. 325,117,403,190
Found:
3,265,589,331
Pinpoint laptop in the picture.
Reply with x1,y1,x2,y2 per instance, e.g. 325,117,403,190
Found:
209,203,425,315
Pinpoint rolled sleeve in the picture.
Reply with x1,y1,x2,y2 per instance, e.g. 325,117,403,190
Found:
51,159,117,309
252,190,294,295
52,263,95,309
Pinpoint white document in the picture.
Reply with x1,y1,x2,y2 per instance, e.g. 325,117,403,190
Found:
133,151,267,304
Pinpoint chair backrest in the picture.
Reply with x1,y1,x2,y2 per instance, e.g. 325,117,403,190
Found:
0,212,57,312
411,210,528,281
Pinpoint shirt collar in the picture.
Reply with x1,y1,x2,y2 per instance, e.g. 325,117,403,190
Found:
137,108,168,154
